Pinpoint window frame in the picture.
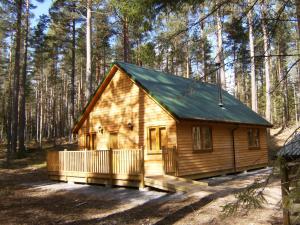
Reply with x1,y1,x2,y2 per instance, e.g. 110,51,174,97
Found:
85,134,90,150
91,133,96,150
248,128,260,150
192,126,213,153
147,126,167,154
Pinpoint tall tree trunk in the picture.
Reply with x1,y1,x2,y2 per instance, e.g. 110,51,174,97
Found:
11,0,23,153
39,54,44,149
233,42,239,99
19,0,30,154
261,1,271,121
71,15,76,138
247,0,257,112
86,0,92,101
186,41,190,78
295,0,300,122
278,44,289,128
6,39,13,166
123,16,129,62
293,84,299,126
216,4,226,88
199,3,207,82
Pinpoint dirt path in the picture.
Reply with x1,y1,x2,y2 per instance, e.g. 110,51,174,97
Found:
0,148,282,225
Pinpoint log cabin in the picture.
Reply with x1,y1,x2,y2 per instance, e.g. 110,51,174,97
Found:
47,62,272,189
74,61,271,176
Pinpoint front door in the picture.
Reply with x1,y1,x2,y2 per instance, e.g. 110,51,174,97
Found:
109,133,118,149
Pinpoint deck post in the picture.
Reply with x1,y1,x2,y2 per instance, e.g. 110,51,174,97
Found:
84,149,88,183
108,148,113,187
63,149,67,172
139,146,145,189
280,158,290,225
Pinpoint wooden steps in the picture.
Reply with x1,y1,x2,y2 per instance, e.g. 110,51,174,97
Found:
144,175,208,192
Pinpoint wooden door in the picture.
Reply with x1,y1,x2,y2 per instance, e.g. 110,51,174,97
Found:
109,133,118,149
91,133,96,150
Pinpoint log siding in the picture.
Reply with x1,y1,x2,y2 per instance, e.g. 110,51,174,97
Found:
78,70,177,176
176,120,268,177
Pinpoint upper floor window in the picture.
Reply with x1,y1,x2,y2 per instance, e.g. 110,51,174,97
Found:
192,126,212,152
248,128,260,149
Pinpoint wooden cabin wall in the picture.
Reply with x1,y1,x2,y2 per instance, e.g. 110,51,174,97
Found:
234,127,268,170
176,121,235,177
176,121,268,178
78,69,177,176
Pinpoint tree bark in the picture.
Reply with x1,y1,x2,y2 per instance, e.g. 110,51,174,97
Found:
295,0,300,122
11,0,23,153
86,0,92,101
216,4,226,88
71,13,76,133
261,0,271,121
247,0,257,112
186,41,190,78
123,16,129,62
19,0,30,154
6,38,13,166
278,44,289,128
293,84,299,126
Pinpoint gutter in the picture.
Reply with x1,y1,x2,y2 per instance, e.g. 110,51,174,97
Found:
231,126,238,172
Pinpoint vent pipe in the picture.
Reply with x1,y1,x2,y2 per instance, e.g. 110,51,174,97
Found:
215,63,223,107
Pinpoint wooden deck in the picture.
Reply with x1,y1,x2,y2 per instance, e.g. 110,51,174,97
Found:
47,148,207,192
47,149,145,188
145,175,208,192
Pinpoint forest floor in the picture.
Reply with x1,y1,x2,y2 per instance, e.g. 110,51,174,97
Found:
0,127,290,225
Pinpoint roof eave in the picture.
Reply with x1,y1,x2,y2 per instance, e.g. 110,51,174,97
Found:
177,117,273,128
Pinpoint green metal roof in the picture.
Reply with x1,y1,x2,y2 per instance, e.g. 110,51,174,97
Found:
116,61,272,127
278,128,300,159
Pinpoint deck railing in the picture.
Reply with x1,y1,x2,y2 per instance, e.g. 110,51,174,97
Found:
47,149,145,186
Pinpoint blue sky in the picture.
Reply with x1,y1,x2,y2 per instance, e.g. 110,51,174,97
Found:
32,0,52,25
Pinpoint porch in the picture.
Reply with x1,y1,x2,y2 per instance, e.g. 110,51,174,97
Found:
47,148,178,189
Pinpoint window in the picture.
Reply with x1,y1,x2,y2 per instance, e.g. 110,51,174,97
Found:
149,128,157,151
148,127,167,152
86,134,90,150
192,126,212,151
109,133,118,149
159,127,167,150
248,128,260,149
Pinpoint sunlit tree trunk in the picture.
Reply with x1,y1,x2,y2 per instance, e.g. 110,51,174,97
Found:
261,0,271,121
295,0,300,122
293,84,299,126
11,0,23,153
123,16,129,62
70,12,76,142
86,0,92,101
247,0,257,112
19,0,30,154
216,4,226,88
